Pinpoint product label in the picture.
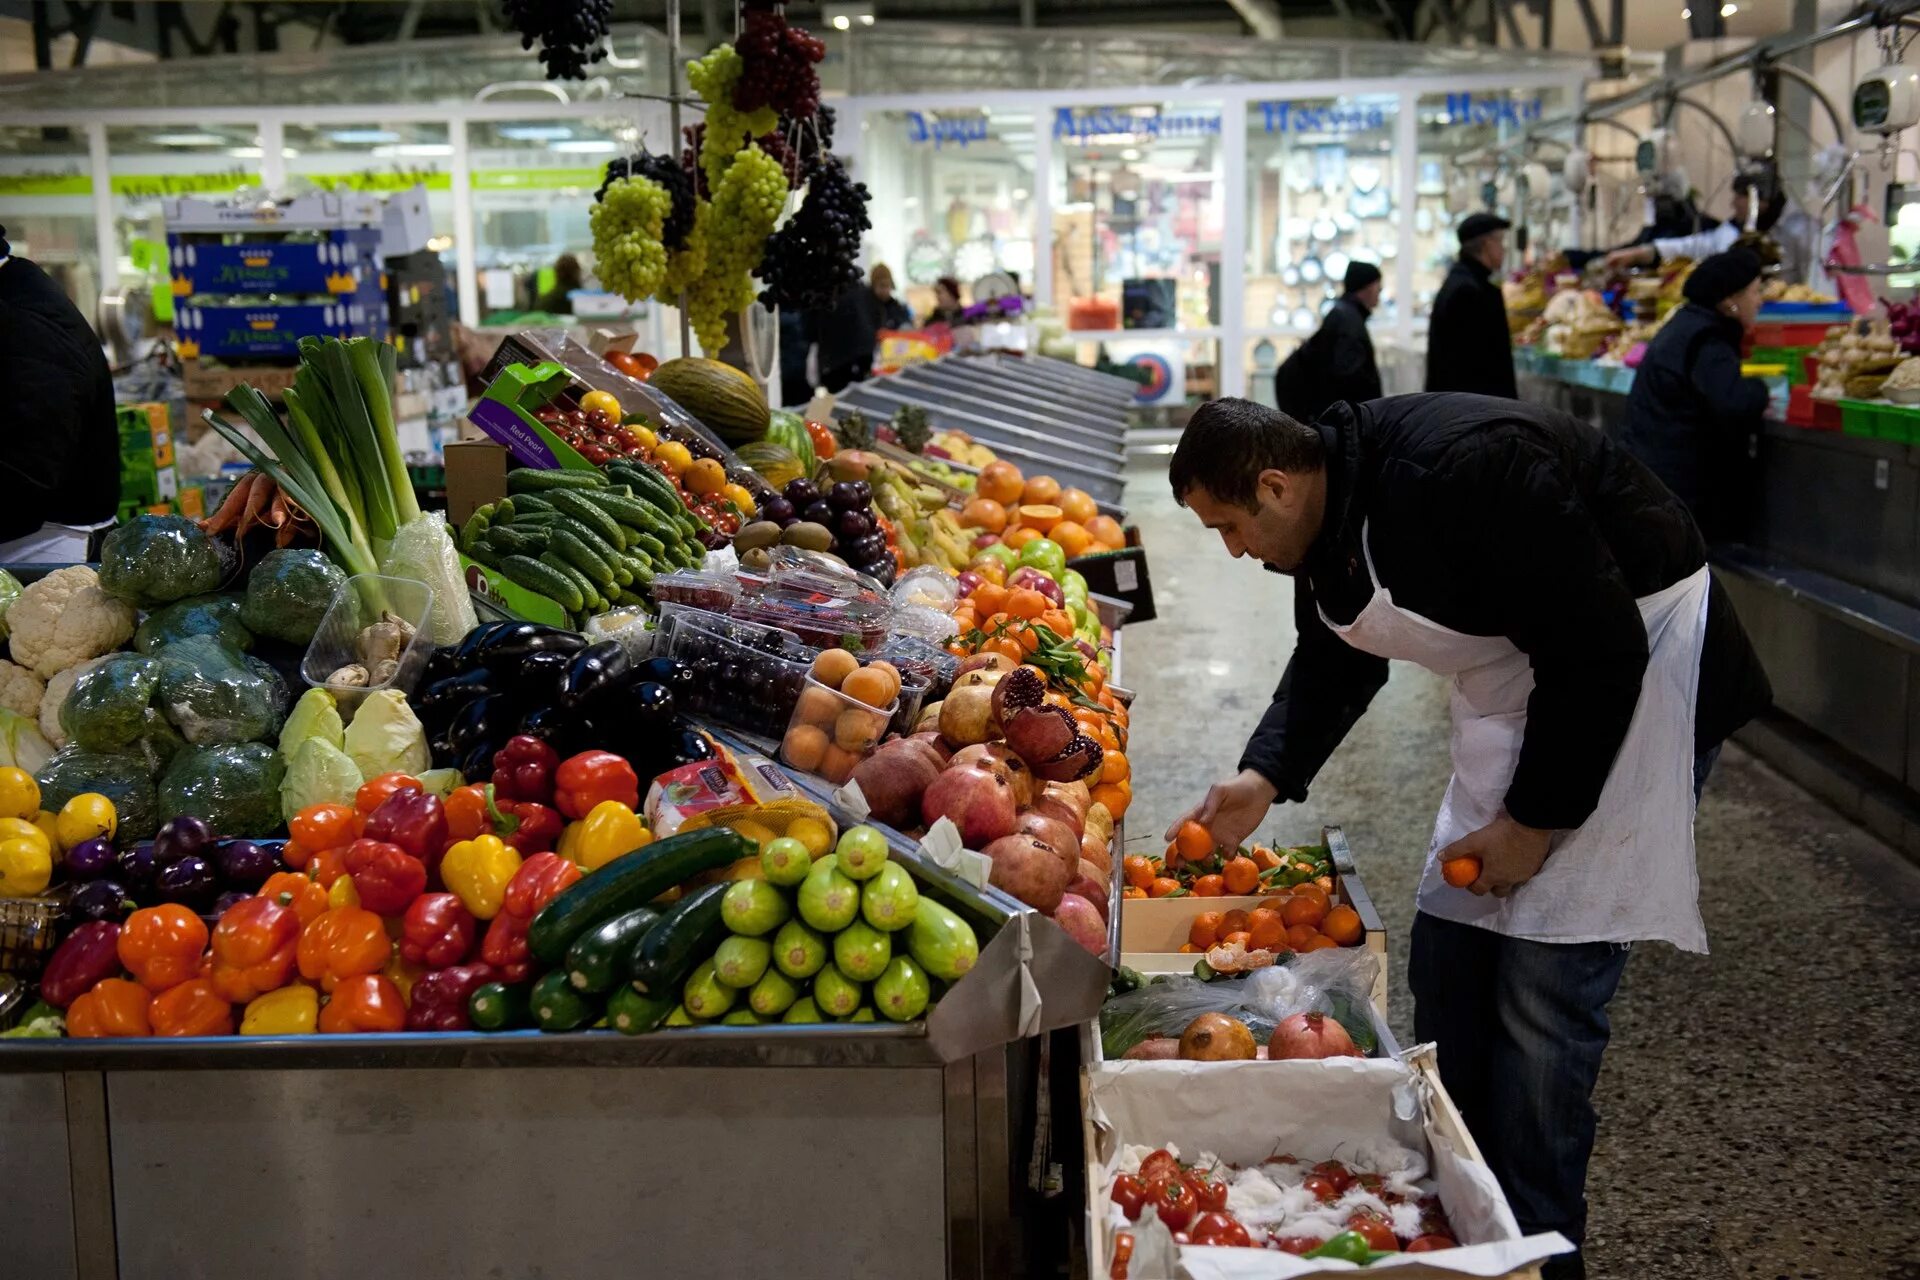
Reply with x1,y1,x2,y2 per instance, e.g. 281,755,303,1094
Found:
1440,93,1545,128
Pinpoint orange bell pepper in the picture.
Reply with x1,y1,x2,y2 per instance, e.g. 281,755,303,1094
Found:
117,905,209,992
318,972,406,1033
296,905,391,992
209,896,298,1003
149,978,234,1037
260,870,330,925
66,977,152,1038
444,784,491,844
289,801,357,851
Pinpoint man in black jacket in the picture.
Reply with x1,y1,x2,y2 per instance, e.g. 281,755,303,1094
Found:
1426,212,1517,398
1274,261,1383,420
1167,395,1769,1280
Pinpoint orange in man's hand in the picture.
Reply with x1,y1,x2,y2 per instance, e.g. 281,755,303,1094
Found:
1174,821,1215,862
1442,856,1481,888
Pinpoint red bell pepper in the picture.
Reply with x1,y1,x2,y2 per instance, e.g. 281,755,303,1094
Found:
404,962,495,1031
362,788,449,876
500,851,581,920
489,788,563,855
553,750,639,820
492,735,560,803
345,839,428,916
398,893,476,969
318,973,407,1033
40,922,123,1009
208,896,299,1004
480,910,532,983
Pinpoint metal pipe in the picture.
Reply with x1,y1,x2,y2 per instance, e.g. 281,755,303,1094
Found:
1771,61,1849,145
1673,94,1744,164
667,0,689,358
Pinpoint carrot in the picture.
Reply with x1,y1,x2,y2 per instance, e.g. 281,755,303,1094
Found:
201,471,256,535
241,470,273,530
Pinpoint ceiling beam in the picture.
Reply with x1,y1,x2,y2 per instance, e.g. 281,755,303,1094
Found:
1495,0,1526,47
1222,0,1284,39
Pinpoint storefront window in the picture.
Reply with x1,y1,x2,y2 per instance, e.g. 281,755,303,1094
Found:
1243,95,1397,350
860,108,1037,322
1051,101,1224,332
282,123,456,239
0,125,99,321
105,124,264,335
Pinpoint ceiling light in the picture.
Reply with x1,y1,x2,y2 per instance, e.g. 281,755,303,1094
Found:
1012,187,1029,200
1121,148,1141,160
148,131,227,147
374,143,454,157
1720,2,1736,13
860,12,875,24
228,146,262,159
552,140,618,154
824,2,875,29
831,15,850,28
498,124,574,141
326,129,400,145
1681,7,1690,16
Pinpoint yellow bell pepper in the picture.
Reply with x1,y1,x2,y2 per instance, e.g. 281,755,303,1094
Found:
0,767,39,821
55,793,116,850
383,953,426,1002
0,836,51,895
440,835,522,919
240,984,319,1036
566,801,651,872
327,874,360,910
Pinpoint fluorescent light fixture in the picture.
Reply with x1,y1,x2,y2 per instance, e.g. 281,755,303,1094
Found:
1121,148,1141,160
228,146,262,159
552,139,618,154
427,235,454,252
824,2,874,30
832,14,850,28
1720,2,1736,12
148,131,227,146
1012,187,1030,200
327,129,400,144
374,143,454,157
497,124,574,141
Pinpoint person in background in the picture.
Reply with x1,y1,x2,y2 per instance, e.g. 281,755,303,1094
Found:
809,264,913,392
1604,170,1816,285
1274,261,1383,420
869,263,912,331
1618,249,1769,543
1564,191,1719,272
1426,212,1517,399
0,224,119,556
778,307,812,408
535,253,583,316
926,276,966,327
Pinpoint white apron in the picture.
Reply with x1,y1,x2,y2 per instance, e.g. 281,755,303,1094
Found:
1318,524,1711,953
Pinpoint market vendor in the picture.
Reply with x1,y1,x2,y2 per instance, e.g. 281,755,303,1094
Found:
1619,249,1770,542
1604,170,1820,286
1273,261,1383,420
1426,213,1517,399
1165,394,1771,1280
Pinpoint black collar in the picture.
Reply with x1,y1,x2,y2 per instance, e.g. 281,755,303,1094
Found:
1456,253,1493,283
1679,300,1744,341
1298,405,1365,581
1339,292,1372,319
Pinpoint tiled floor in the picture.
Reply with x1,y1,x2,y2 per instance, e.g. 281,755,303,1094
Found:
1120,457,1920,1279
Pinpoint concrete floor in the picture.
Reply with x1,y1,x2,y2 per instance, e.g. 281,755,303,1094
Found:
1119,457,1920,1280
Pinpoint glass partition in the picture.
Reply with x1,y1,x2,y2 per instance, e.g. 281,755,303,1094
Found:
1050,101,1224,332
0,124,99,319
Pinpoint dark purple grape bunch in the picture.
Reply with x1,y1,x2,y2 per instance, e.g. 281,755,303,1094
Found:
734,8,826,118
501,0,614,80
757,109,839,189
758,156,871,313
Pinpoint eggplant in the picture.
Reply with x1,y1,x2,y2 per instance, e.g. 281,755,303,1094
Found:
634,656,696,698
414,668,497,728
671,725,718,767
63,837,116,882
510,649,574,710
419,644,464,687
216,839,277,890
115,842,159,888
155,854,218,910
446,694,511,764
450,620,520,667
209,889,253,919
67,879,136,926
458,740,501,790
472,622,586,675
153,814,213,866
556,640,631,712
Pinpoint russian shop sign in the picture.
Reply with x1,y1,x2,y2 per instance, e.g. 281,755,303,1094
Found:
1441,93,1545,126
299,166,452,193
1258,101,1391,135
1053,107,1221,142
0,167,91,196
904,111,990,150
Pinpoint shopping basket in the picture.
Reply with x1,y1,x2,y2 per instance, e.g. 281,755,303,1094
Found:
0,893,67,980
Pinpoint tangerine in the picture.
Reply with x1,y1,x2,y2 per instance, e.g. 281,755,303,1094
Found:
1147,876,1181,898
1290,883,1332,915
1006,588,1048,619
1221,931,1253,949
1050,521,1093,558
1091,782,1131,819
1004,527,1041,551
1192,874,1226,897
1174,820,1215,862
1123,855,1155,889
1101,750,1130,785
683,456,727,496
1040,608,1075,637
1017,504,1064,534
1281,894,1328,929
1188,911,1224,950
817,744,860,784
1442,856,1481,888
1123,886,1147,900
1299,934,1340,952
1250,846,1282,872
970,583,1008,616
1023,474,1062,505
1322,905,1363,946
1286,923,1321,950
1222,856,1260,895
1086,514,1124,546
977,460,1025,506
959,498,1009,533
1247,908,1285,950
1219,909,1250,936
1058,488,1098,524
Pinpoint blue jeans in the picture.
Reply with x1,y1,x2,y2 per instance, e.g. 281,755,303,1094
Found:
1408,747,1718,1280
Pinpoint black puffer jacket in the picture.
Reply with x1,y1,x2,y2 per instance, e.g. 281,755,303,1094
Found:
1425,256,1516,399
1618,302,1768,542
1275,294,1381,420
1238,393,1772,831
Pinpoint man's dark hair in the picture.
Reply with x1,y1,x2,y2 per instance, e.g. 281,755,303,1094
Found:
1169,397,1326,509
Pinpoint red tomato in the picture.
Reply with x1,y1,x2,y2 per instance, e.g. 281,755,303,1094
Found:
1312,1160,1355,1194
1345,1212,1398,1252
1185,1172,1229,1212
1188,1212,1252,1248
1301,1175,1340,1205
1405,1234,1457,1253
1138,1150,1181,1185
1150,1176,1197,1231
1268,1235,1322,1255
1355,1172,1385,1195
1109,1173,1148,1221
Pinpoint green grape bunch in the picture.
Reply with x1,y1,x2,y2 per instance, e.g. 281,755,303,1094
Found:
590,174,671,303
688,43,777,191
688,144,786,351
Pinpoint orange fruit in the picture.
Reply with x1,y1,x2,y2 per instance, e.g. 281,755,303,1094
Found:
1322,905,1363,946
1192,874,1226,897
781,723,829,772
1016,504,1063,534
1174,820,1215,862
818,745,860,784
1286,922,1320,950
1004,527,1040,551
1058,488,1098,524
1222,855,1260,895
1091,782,1131,819
1299,934,1339,952
970,556,1007,585
810,648,858,689
1039,608,1074,638
1442,856,1481,888
970,583,1007,616
1247,908,1285,950
683,456,727,496
958,498,1008,533
1050,521,1093,558
1101,750,1130,785
1250,846,1282,872
990,636,1025,663
1219,909,1250,935
978,460,1025,506
1122,855,1155,889
1281,894,1328,929
866,660,904,700
1006,588,1048,619
1218,931,1250,950
841,666,895,709
1256,896,1289,914
1188,911,1224,950
833,706,882,752
1023,474,1062,505
1178,942,1200,953
1148,876,1180,898
1087,514,1124,546
1123,886,1147,900
795,683,842,725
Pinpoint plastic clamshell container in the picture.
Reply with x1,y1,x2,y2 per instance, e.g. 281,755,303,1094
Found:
888,669,931,738
733,591,892,653
300,574,436,718
665,609,813,738
779,673,899,785
648,569,741,613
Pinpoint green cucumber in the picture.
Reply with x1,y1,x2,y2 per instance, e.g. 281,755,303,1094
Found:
509,491,557,514
551,526,617,590
566,906,661,992
459,506,493,548
509,510,558,526
484,526,547,557
468,981,531,1031
538,552,598,608
527,827,753,965
607,984,676,1036
508,467,607,493
461,539,503,570
530,970,600,1032
492,497,517,525
615,588,649,608
628,530,668,561
627,881,732,996
546,489,626,548
497,555,583,611
583,488,674,534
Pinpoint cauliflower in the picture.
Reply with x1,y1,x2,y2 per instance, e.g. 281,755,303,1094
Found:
8,567,136,680
0,659,44,719
39,656,106,749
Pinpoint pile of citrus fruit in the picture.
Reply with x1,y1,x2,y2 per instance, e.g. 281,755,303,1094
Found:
957,461,1127,560
1121,825,1365,953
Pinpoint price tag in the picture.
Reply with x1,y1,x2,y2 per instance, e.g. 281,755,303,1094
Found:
918,816,993,888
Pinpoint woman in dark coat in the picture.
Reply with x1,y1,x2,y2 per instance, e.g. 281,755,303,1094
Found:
1618,249,1770,543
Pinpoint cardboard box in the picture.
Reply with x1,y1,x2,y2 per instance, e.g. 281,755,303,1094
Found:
176,281,387,359
444,440,511,526
458,555,570,627
168,228,384,297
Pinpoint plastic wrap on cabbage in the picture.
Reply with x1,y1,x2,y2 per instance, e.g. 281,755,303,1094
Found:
380,513,477,646
134,707,187,774
240,549,347,647
152,636,286,746
60,653,161,752
36,746,160,840
134,594,252,655
161,742,286,836
341,688,429,779
280,737,363,822
96,514,225,609
0,708,54,773
245,654,294,722
0,568,21,642
279,687,344,755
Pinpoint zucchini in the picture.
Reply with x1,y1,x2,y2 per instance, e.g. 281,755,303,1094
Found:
566,905,661,992
530,969,600,1032
628,881,732,996
607,984,676,1036
547,489,627,548
527,827,754,965
508,467,607,493
551,526,616,590
468,981,531,1031
497,555,583,611
509,491,557,514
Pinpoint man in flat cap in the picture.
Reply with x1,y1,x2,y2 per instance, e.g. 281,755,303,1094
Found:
1426,212,1517,399
1274,260,1385,421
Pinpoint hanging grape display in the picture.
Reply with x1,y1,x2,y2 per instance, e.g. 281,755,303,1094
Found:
758,156,871,313
500,0,613,80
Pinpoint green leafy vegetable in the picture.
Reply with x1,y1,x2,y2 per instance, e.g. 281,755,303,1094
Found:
342,689,429,779
240,550,346,647
0,569,22,642
59,654,161,752
279,688,345,755
134,594,252,655
37,746,159,839
97,515,225,609
152,636,285,746
0,708,54,773
280,737,363,823
160,742,286,836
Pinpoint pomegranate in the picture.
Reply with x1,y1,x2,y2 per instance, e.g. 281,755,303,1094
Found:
1121,1038,1179,1060
914,701,943,734
952,743,1035,807
1067,860,1110,917
849,737,946,828
1014,810,1079,866
1051,891,1107,955
991,667,1103,782
907,730,952,763
1083,802,1115,845
1048,779,1093,813
983,832,1071,911
1080,833,1111,874
1030,792,1086,841
955,651,1017,680
938,683,998,746
1178,1011,1257,1060
922,764,1018,847
1269,1012,1361,1060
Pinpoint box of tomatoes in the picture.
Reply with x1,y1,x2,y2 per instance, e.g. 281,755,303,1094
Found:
1118,826,1388,1020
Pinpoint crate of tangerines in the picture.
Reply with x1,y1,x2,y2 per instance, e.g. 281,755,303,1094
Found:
1118,822,1389,1018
